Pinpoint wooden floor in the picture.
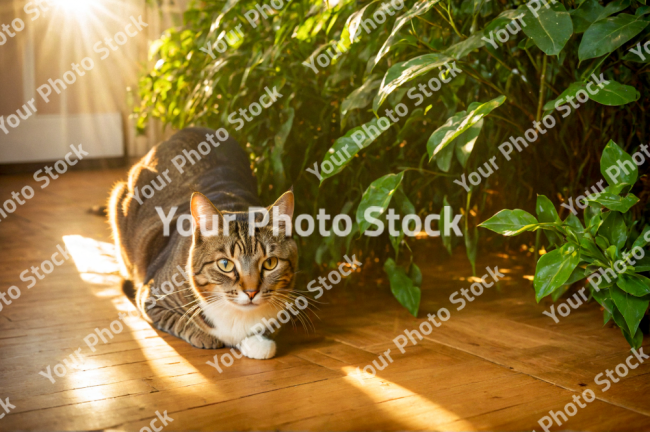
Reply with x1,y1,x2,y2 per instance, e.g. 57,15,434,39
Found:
1,168,650,431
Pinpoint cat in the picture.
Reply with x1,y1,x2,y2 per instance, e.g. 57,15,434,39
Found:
108,127,298,359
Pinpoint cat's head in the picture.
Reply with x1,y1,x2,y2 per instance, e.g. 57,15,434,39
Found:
188,191,298,313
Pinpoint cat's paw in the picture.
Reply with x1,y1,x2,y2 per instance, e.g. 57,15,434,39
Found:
239,336,276,359
187,331,224,350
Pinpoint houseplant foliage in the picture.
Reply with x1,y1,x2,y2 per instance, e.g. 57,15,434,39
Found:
481,141,650,348
136,0,649,317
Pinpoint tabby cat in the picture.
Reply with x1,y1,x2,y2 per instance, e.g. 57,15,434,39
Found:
109,127,298,359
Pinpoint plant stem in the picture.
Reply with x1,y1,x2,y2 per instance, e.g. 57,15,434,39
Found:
536,55,548,122
398,167,456,177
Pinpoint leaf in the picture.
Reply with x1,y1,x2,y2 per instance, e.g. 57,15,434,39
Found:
595,0,631,22
565,213,585,233
320,117,391,183
570,0,605,33
341,77,381,125
384,258,421,317
590,79,641,106
427,96,506,164
599,211,627,250
537,194,562,246
389,189,416,254
617,273,650,296
610,284,649,335
580,236,609,263
454,119,483,168
622,325,644,349
536,194,560,222
373,54,452,113
632,225,650,249
429,111,466,171
534,243,581,302
522,3,573,56
585,205,602,229
588,192,639,212
601,140,638,187
356,172,404,234
271,107,294,191
479,209,539,236
634,255,650,271
543,82,589,110
592,287,615,315
444,32,485,59
347,0,381,41
373,0,443,67
578,13,650,61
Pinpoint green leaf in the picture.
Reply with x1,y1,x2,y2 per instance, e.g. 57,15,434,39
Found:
578,13,650,61
454,119,483,168
590,79,641,106
601,140,638,187
537,195,562,246
522,3,573,56
599,211,627,250
588,192,639,212
373,54,452,113
341,77,381,126
389,189,416,254
543,82,589,111
581,236,609,263
632,225,650,249
622,325,644,349
320,117,391,184
384,258,421,317
536,194,560,222
633,255,650,271
585,205,602,229
373,0,443,67
356,172,404,234
534,243,581,302
595,0,632,22
610,284,649,335
565,213,585,233
617,273,650,296
444,32,485,59
427,96,506,165
543,79,639,110
592,287,615,314
479,209,539,236
346,0,382,41
570,0,605,33
271,107,294,191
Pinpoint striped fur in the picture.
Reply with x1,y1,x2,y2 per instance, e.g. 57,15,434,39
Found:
109,127,298,358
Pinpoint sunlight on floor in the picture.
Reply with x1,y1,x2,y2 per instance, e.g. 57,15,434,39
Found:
62,235,213,394
341,366,475,431
63,235,122,286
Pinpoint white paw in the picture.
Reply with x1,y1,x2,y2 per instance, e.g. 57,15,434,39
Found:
239,336,276,359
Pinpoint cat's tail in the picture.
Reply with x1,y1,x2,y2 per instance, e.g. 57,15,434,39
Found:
122,279,136,304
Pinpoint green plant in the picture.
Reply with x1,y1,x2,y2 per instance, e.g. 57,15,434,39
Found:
481,140,649,348
136,0,649,317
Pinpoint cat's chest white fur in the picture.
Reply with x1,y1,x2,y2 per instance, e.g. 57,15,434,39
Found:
201,301,278,347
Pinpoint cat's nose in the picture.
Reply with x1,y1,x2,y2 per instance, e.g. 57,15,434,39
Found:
244,290,259,300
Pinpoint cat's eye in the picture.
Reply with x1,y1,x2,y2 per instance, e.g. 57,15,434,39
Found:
217,259,235,272
262,257,278,270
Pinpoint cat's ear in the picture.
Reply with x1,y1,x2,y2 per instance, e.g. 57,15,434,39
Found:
267,190,294,236
268,190,294,219
190,192,222,235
